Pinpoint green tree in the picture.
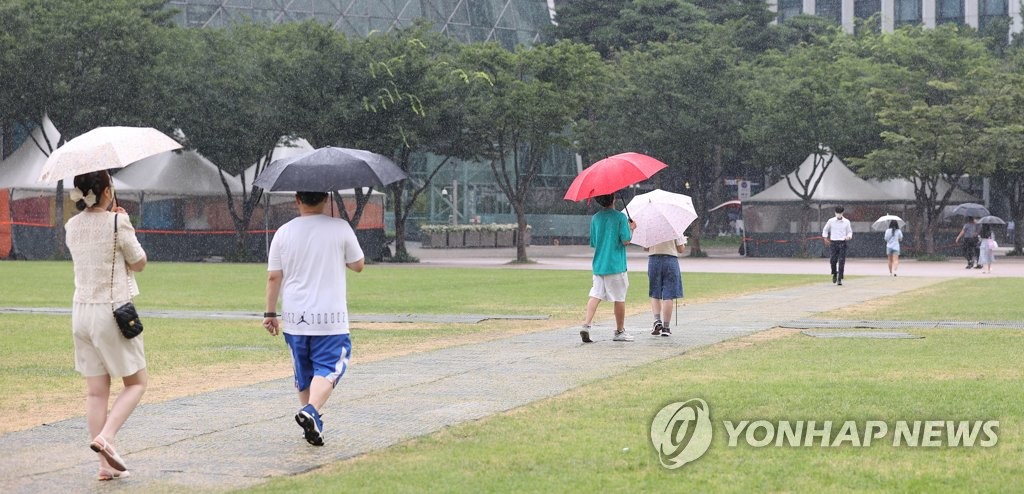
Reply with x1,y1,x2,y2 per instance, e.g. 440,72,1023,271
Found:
0,0,173,256
549,0,630,58
976,53,1024,255
326,25,477,262
851,26,999,254
459,41,605,262
159,24,285,260
742,38,882,252
580,37,748,255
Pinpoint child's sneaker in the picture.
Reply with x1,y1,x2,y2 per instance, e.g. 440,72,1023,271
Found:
651,320,663,336
612,330,634,342
295,404,324,446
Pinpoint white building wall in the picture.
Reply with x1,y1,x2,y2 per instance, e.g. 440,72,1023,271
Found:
922,0,937,28
881,0,895,31
965,0,979,28
1012,0,1023,35
809,1,1022,36
842,0,856,32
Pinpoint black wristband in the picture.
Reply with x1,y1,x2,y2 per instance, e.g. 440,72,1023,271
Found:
263,312,278,318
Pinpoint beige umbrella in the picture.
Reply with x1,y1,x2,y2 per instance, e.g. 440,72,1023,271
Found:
37,126,182,183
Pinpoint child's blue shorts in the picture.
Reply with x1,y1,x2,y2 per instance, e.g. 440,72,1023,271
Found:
648,255,684,300
284,333,352,392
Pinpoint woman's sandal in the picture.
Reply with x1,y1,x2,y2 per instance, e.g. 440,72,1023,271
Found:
89,436,127,472
97,468,131,481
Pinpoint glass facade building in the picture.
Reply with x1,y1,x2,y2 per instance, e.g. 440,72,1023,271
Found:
166,0,554,49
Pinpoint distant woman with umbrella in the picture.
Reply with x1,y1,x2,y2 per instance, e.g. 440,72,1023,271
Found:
978,224,997,274
884,220,903,277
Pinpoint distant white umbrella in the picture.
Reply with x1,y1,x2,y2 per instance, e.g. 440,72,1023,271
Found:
38,126,182,183
872,214,906,231
624,189,698,248
977,215,1006,225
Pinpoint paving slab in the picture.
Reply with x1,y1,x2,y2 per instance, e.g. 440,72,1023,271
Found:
0,275,946,493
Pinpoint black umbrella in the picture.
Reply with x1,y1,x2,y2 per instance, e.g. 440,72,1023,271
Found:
950,203,990,218
253,146,407,192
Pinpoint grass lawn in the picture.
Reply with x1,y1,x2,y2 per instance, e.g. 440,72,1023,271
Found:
6,261,1020,490
244,277,1024,493
249,329,1024,493
0,261,818,432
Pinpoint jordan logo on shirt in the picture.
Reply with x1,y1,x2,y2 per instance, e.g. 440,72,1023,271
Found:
282,311,348,326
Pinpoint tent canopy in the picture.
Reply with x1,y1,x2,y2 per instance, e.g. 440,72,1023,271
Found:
867,178,977,203
0,116,61,189
115,149,242,196
746,153,901,203
237,137,314,190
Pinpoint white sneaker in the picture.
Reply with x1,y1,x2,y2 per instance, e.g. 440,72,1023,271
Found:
612,330,634,342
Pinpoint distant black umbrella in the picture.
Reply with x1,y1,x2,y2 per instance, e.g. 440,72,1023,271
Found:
950,203,990,218
253,147,407,192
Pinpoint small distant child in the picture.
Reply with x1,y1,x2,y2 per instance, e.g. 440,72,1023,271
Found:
648,237,686,337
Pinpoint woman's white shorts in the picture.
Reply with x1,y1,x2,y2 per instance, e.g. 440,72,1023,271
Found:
72,302,146,378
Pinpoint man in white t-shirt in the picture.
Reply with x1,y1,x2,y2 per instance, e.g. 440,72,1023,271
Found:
822,205,853,286
263,191,365,446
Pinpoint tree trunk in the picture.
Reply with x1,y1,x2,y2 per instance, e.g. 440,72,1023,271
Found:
923,213,936,255
1009,180,1023,255
392,186,410,260
798,201,814,256
54,180,67,259
514,203,529,263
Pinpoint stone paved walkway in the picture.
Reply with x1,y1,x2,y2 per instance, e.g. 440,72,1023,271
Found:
0,275,946,493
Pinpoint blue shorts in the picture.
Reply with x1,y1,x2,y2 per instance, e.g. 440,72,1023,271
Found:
648,255,683,300
886,248,900,256
284,333,351,392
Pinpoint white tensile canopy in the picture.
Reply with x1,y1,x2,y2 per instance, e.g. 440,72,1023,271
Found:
746,153,901,203
115,149,242,197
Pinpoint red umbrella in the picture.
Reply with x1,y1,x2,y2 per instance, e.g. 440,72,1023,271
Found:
563,152,668,201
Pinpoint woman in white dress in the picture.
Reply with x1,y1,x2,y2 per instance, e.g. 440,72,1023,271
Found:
65,170,148,481
977,224,996,274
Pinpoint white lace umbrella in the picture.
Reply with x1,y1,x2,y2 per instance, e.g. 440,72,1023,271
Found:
871,214,906,231
624,189,698,248
37,126,182,183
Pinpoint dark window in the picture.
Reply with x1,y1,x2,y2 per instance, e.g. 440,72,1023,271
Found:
979,0,1009,29
936,0,965,25
816,0,842,23
854,0,881,19
778,0,803,22
894,0,922,26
